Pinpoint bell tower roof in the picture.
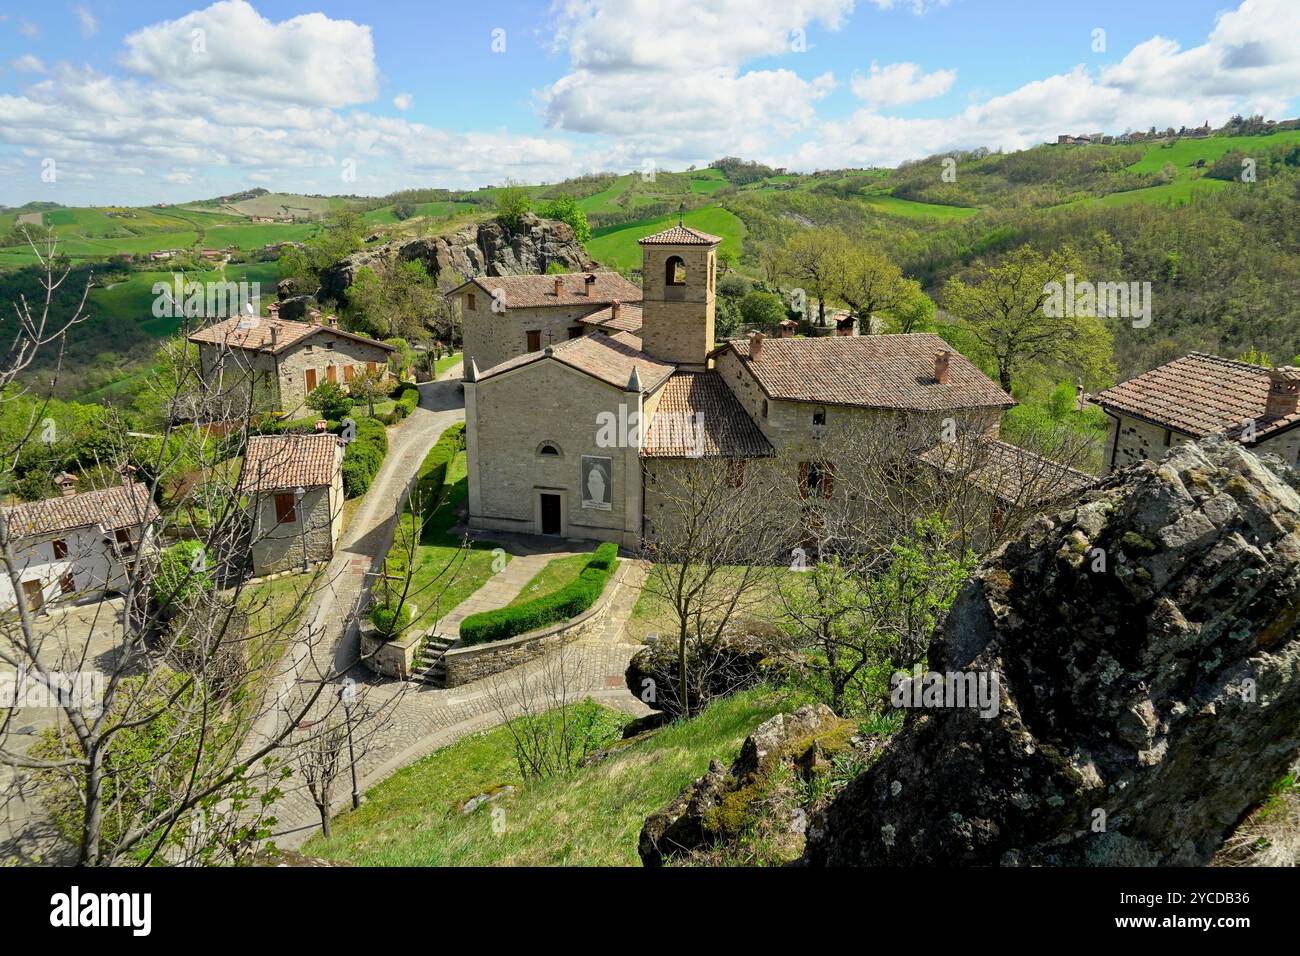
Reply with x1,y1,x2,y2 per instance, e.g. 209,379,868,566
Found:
638,225,723,246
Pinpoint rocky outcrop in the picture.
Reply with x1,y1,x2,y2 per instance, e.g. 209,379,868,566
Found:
805,437,1300,866
639,704,858,866
317,214,595,305
625,621,801,719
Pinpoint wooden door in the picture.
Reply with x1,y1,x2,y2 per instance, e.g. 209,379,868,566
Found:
305,368,318,393
21,580,43,613
540,494,561,535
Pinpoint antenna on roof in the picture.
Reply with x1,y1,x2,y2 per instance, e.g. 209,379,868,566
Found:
238,300,259,329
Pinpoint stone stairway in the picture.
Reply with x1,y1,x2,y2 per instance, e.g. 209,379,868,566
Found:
411,633,457,686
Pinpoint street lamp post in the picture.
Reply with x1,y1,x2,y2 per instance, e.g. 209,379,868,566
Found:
339,678,360,811
295,485,309,573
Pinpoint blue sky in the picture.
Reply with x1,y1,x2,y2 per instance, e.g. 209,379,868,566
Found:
0,0,1295,206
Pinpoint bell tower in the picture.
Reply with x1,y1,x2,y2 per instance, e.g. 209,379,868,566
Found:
638,221,720,369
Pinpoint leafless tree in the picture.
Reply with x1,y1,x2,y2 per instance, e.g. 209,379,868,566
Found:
0,234,385,866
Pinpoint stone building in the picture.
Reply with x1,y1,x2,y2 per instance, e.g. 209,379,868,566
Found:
189,306,396,419
464,223,1053,548
0,476,159,613
1092,353,1300,472
450,271,643,375
238,433,345,576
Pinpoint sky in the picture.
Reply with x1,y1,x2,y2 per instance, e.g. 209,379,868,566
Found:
0,0,1296,207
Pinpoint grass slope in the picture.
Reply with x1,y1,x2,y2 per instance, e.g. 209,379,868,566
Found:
306,686,806,866
862,194,981,220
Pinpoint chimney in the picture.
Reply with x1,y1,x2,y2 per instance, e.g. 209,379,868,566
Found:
327,313,338,327
611,300,621,321
267,301,280,318
315,419,329,433
118,464,138,488
270,325,279,349
779,319,798,339
934,349,951,385
308,308,322,325
553,277,564,298
749,331,765,362
55,472,78,497
584,274,596,296
1265,367,1300,419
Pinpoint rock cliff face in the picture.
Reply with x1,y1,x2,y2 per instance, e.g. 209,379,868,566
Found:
317,214,595,305
805,437,1300,866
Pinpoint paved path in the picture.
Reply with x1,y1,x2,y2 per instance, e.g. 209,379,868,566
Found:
269,558,651,848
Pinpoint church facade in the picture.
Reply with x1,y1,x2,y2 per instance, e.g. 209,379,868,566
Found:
462,224,1021,549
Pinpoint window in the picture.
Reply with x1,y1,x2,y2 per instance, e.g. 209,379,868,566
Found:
812,406,827,426
367,361,378,375
567,326,584,339
729,460,746,488
60,572,76,597
527,330,542,352
467,292,477,311
762,399,769,418
51,538,68,559
275,493,298,524
305,368,318,393
325,341,335,350
344,365,355,383
538,442,562,457
326,365,338,384
665,255,686,286
1162,429,1173,447
799,461,836,499
114,527,134,554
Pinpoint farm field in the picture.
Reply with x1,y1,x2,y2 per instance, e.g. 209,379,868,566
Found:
88,261,281,339
362,200,477,225
861,193,981,220
586,206,745,271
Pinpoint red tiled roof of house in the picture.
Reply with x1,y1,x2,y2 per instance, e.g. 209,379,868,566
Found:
2,482,159,540
918,439,1096,507
722,333,1015,412
1092,353,1300,441
188,316,396,356
579,302,643,334
641,371,773,459
638,225,723,246
239,433,343,493
455,272,643,310
476,331,674,393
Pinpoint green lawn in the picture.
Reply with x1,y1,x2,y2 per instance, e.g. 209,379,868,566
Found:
88,262,280,339
1126,130,1300,178
506,552,593,608
434,351,463,376
861,194,980,220
586,206,745,272
305,685,805,866
1060,176,1230,210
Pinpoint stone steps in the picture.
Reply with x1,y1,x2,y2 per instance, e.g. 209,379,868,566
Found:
411,634,456,687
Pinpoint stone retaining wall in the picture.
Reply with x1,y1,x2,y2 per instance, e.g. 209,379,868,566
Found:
441,561,625,687
360,626,421,680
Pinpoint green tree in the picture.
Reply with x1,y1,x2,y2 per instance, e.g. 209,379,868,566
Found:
495,182,533,230
831,245,913,330
393,200,416,221
537,195,591,243
739,290,788,331
305,382,353,420
783,228,845,326
942,245,1113,393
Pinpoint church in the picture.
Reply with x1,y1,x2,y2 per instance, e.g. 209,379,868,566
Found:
462,223,1027,549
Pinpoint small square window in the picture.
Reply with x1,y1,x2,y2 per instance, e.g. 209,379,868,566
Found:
813,407,826,427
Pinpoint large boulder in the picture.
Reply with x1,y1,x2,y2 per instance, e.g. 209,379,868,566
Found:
806,437,1300,866
639,704,855,866
317,214,595,305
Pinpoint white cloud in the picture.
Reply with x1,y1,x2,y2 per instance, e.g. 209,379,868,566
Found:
121,0,379,108
864,0,950,12
851,61,955,108
11,55,46,73
75,5,99,39
393,92,413,111
542,0,848,162
164,171,194,184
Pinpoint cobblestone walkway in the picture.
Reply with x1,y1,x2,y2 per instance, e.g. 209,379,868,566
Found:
269,559,650,849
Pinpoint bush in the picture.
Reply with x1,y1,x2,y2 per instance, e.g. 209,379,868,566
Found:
342,416,389,498
306,382,353,421
388,382,420,422
459,542,618,646
370,602,414,640
151,540,214,612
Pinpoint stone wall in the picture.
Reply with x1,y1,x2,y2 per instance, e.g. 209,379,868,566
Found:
441,561,626,687
466,360,644,547
275,334,393,417
360,626,421,680
249,477,341,576
1104,411,1300,472
459,296,596,375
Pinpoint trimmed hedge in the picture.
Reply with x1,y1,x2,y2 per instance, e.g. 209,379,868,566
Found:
370,602,413,640
458,542,619,647
342,416,389,498
414,423,465,542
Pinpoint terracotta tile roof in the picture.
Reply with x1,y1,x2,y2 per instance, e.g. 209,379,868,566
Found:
642,371,773,459
456,272,643,310
476,331,674,392
918,439,1096,506
3,482,160,540
239,433,343,493
638,225,723,246
1092,353,1300,441
189,316,396,356
579,302,643,334
723,333,1015,411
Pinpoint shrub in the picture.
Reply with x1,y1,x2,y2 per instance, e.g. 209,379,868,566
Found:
459,542,619,646
387,382,420,422
370,602,414,640
306,382,353,421
414,422,465,542
151,540,214,612
342,416,389,498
